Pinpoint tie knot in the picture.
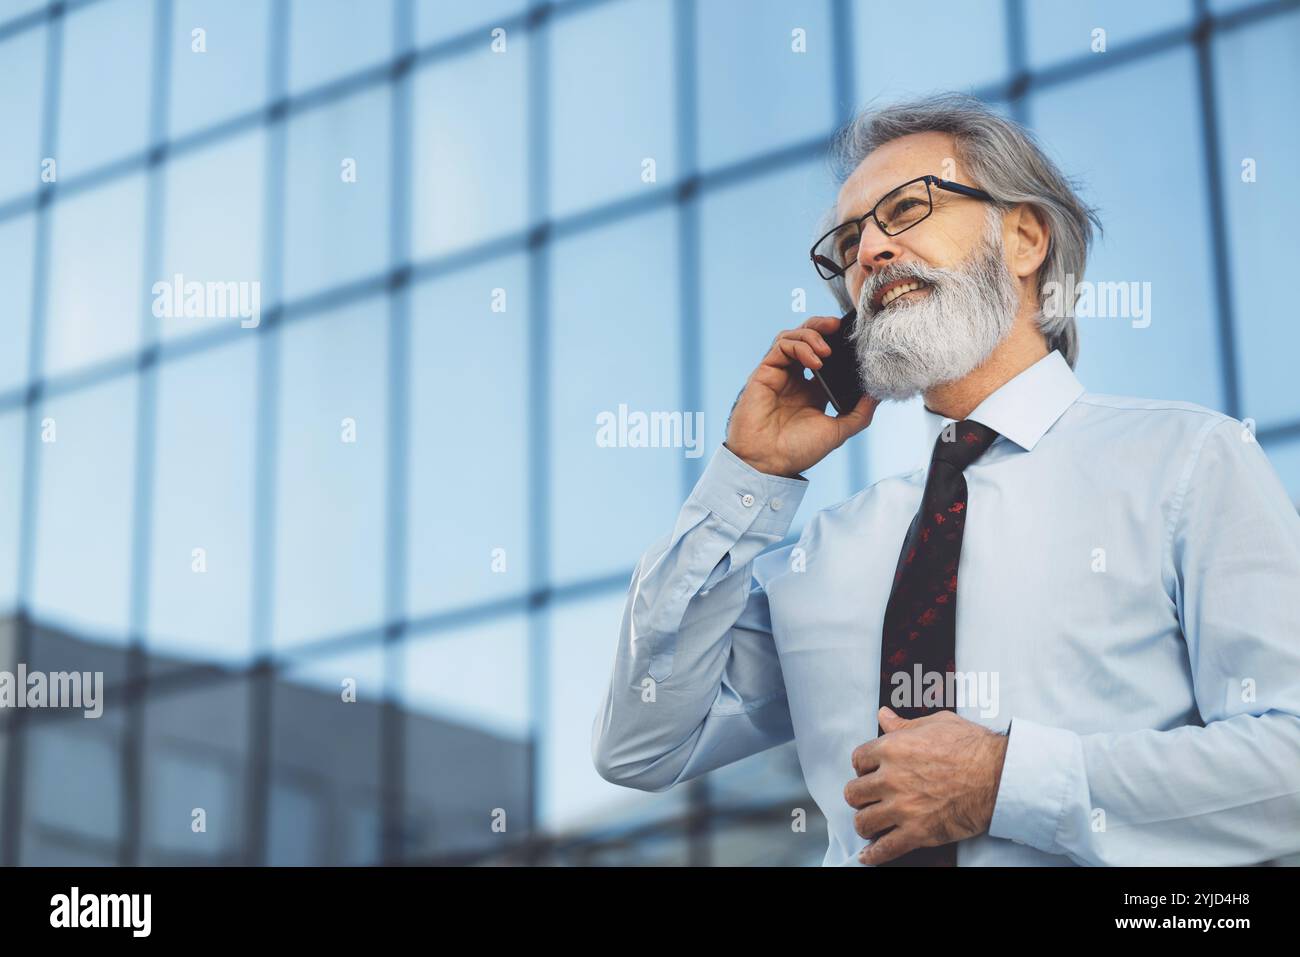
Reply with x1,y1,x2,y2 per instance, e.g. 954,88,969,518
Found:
930,419,1000,472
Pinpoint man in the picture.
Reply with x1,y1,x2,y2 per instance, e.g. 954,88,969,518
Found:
591,93,1300,866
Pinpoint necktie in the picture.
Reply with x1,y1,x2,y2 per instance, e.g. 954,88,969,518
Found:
872,418,1000,867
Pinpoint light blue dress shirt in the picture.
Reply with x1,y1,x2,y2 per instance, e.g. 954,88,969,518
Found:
592,349,1300,865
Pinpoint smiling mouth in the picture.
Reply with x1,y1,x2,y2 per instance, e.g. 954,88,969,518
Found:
875,279,930,311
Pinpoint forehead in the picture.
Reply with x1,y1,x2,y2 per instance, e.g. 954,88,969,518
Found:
834,131,957,223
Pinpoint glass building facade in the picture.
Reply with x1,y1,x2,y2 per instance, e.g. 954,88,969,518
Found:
0,0,1297,865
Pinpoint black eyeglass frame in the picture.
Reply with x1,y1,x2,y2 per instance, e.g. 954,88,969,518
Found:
810,174,998,280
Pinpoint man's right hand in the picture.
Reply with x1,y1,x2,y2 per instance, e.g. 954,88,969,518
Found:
724,314,880,479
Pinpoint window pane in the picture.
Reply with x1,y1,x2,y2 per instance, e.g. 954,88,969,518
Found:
544,592,686,832
274,300,387,650
141,677,251,863
411,35,527,259
272,645,386,864
19,619,130,864
1214,10,1300,430
0,412,21,616
413,0,525,45
266,778,324,865
25,613,131,699
698,162,853,526
0,24,44,204
57,0,153,180
549,0,675,218
0,212,35,393
1028,50,1223,410
44,175,146,377
31,375,137,640
697,0,834,171
287,0,393,94
549,207,683,585
401,616,530,860
168,0,270,139
853,0,1006,100
407,258,529,617
283,87,391,302
159,129,265,344
147,338,257,670
1024,0,1193,70
22,703,126,863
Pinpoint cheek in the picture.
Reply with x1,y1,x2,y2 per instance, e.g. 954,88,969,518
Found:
919,220,978,265
907,241,954,270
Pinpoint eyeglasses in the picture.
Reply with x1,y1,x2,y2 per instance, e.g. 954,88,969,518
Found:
810,174,997,280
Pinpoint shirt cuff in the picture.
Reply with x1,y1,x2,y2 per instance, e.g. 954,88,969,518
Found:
689,444,809,538
988,716,1080,854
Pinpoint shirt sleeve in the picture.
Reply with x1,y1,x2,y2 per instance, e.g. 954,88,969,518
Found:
989,416,1300,864
591,444,809,792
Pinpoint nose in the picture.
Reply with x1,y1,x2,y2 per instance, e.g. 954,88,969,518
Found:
849,220,906,300
856,219,905,273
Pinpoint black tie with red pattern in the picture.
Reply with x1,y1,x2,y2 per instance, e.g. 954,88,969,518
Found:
873,418,1000,867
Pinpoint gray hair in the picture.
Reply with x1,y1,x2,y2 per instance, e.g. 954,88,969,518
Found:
818,92,1101,368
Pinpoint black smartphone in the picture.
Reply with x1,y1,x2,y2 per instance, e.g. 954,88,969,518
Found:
810,307,865,414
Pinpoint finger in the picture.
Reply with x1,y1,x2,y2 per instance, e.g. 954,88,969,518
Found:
843,772,885,809
850,739,883,777
764,330,826,371
878,706,910,732
853,801,895,840
832,393,880,440
801,314,846,332
780,327,833,357
761,334,821,371
749,360,793,395
762,322,839,372
860,827,916,866
758,337,799,372
774,337,822,371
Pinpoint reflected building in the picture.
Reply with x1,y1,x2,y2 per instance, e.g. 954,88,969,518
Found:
0,614,823,865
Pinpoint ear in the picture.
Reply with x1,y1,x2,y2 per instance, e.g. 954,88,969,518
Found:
1005,203,1050,281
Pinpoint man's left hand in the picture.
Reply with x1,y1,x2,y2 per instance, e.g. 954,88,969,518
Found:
844,707,1008,865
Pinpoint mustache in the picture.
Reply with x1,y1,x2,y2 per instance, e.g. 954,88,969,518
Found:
857,260,957,318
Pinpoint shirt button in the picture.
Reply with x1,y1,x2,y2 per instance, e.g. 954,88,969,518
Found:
770,498,783,511
740,493,755,507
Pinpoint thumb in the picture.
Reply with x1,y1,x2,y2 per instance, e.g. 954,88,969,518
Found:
878,706,910,732
834,394,879,440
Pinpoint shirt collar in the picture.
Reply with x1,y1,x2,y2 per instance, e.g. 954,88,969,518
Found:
921,349,1085,460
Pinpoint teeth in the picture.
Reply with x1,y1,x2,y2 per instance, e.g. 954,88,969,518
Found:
880,280,926,307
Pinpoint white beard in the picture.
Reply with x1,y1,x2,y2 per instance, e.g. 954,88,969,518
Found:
849,223,1021,401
